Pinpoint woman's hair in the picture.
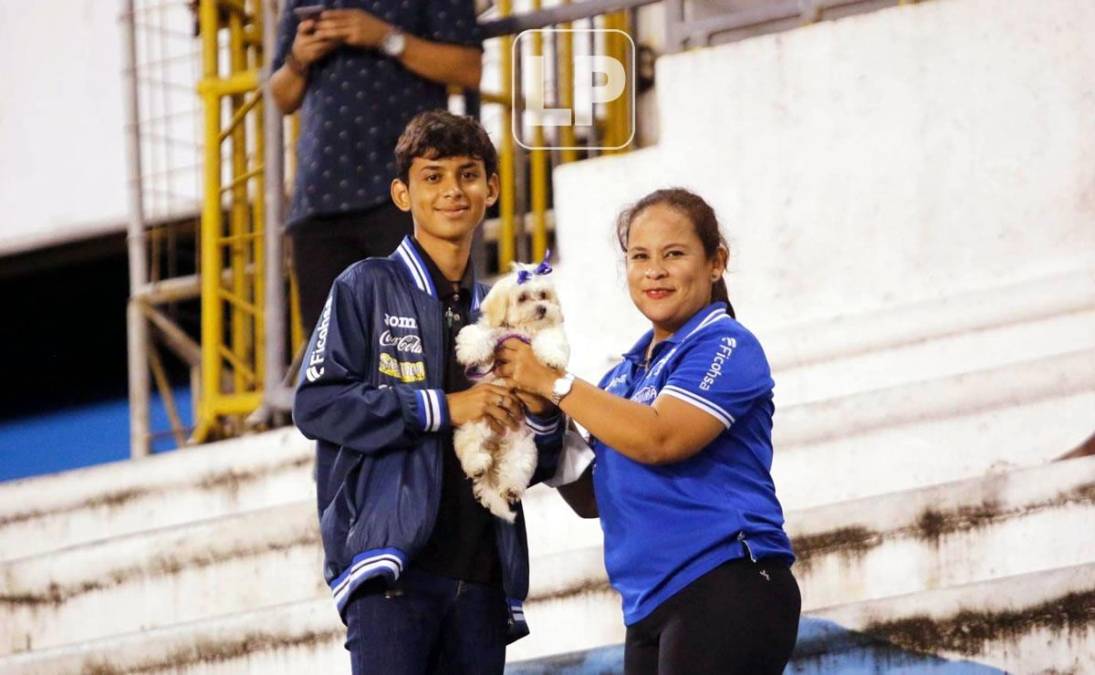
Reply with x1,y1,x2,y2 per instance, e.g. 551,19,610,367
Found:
394,110,498,184
615,188,735,317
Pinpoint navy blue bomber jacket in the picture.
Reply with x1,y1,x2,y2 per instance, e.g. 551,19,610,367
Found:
294,236,564,641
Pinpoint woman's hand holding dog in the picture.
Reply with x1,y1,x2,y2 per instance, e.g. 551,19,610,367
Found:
447,382,524,435
495,338,561,403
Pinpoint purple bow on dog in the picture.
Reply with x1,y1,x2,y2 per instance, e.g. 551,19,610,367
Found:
517,250,553,284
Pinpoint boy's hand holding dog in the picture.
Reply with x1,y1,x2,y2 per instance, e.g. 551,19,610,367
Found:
447,382,524,436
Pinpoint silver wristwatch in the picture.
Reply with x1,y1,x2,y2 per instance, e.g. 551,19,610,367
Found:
380,29,406,58
550,372,576,405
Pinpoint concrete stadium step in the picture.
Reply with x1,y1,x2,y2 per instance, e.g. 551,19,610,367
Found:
19,561,1072,675
773,306,1095,409
0,597,348,675
2,346,1088,654
510,456,1095,661
765,266,1095,407
785,454,1095,611
0,427,313,562
799,562,1095,674
508,563,1095,674
0,479,593,657
0,499,326,657
773,347,1095,510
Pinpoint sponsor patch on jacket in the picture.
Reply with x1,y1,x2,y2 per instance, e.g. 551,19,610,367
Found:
305,296,333,382
378,353,426,383
384,313,418,330
379,330,423,354
631,385,658,404
700,337,737,391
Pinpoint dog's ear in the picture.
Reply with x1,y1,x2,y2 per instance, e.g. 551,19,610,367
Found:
479,280,510,328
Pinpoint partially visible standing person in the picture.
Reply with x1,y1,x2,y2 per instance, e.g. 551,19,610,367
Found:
270,0,483,332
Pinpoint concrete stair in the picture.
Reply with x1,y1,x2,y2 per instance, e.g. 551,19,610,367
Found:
510,455,1095,662
508,563,1095,675
765,267,1095,407
0,427,312,562
6,452,1088,674
797,562,1095,675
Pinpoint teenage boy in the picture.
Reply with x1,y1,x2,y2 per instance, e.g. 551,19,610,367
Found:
294,110,564,675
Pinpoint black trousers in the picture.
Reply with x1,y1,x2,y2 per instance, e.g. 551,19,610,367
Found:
624,557,801,675
289,202,413,335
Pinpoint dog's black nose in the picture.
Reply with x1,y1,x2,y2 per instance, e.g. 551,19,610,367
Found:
536,305,547,318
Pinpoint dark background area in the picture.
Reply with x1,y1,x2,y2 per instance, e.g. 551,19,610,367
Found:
0,234,130,420
0,229,196,422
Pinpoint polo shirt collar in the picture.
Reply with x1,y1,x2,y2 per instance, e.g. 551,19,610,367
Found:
622,302,731,364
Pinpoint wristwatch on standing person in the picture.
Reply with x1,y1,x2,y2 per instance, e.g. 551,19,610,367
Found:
550,372,576,406
380,28,406,58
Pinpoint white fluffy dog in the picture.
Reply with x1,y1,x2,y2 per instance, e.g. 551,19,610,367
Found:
454,260,569,521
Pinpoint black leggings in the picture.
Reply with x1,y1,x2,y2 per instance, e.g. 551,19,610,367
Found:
624,557,801,675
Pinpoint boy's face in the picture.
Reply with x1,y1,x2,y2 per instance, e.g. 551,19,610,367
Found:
391,155,499,245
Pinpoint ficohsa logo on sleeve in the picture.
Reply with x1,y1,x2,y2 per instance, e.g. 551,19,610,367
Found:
306,297,334,382
699,337,737,391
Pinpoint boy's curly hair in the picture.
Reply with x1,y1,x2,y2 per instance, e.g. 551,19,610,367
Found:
394,110,498,183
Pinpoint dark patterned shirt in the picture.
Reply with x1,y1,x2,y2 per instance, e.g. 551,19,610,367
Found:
273,0,481,229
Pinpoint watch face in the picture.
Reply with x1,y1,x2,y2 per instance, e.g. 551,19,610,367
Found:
383,31,405,57
554,375,573,397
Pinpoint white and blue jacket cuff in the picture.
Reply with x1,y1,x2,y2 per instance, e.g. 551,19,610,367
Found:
412,388,450,433
525,410,562,438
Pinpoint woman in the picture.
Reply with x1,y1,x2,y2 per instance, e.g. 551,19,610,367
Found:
496,188,800,674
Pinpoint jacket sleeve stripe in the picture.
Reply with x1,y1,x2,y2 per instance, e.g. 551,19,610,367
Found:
330,549,406,611
414,389,448,432
428,389,449,431
414,389,432,431
525,413,561,435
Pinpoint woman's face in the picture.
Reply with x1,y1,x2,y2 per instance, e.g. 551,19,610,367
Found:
625,203,726,340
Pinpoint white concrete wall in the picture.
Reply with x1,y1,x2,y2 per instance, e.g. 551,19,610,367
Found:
551,0,1095,383
1,1,129,254
0,0,202,257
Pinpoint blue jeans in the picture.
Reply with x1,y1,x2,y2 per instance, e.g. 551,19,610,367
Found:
344,569,509,675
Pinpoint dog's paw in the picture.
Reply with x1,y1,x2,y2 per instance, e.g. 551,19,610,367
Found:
472,482,517,522
490,497,517,522
531,328,570,370
455,323,496,367
459,450,494,479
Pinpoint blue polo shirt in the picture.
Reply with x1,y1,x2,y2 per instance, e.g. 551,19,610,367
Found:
273,0,482,228
591,302,795,625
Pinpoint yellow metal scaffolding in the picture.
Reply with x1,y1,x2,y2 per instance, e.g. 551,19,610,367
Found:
193,0,266,441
